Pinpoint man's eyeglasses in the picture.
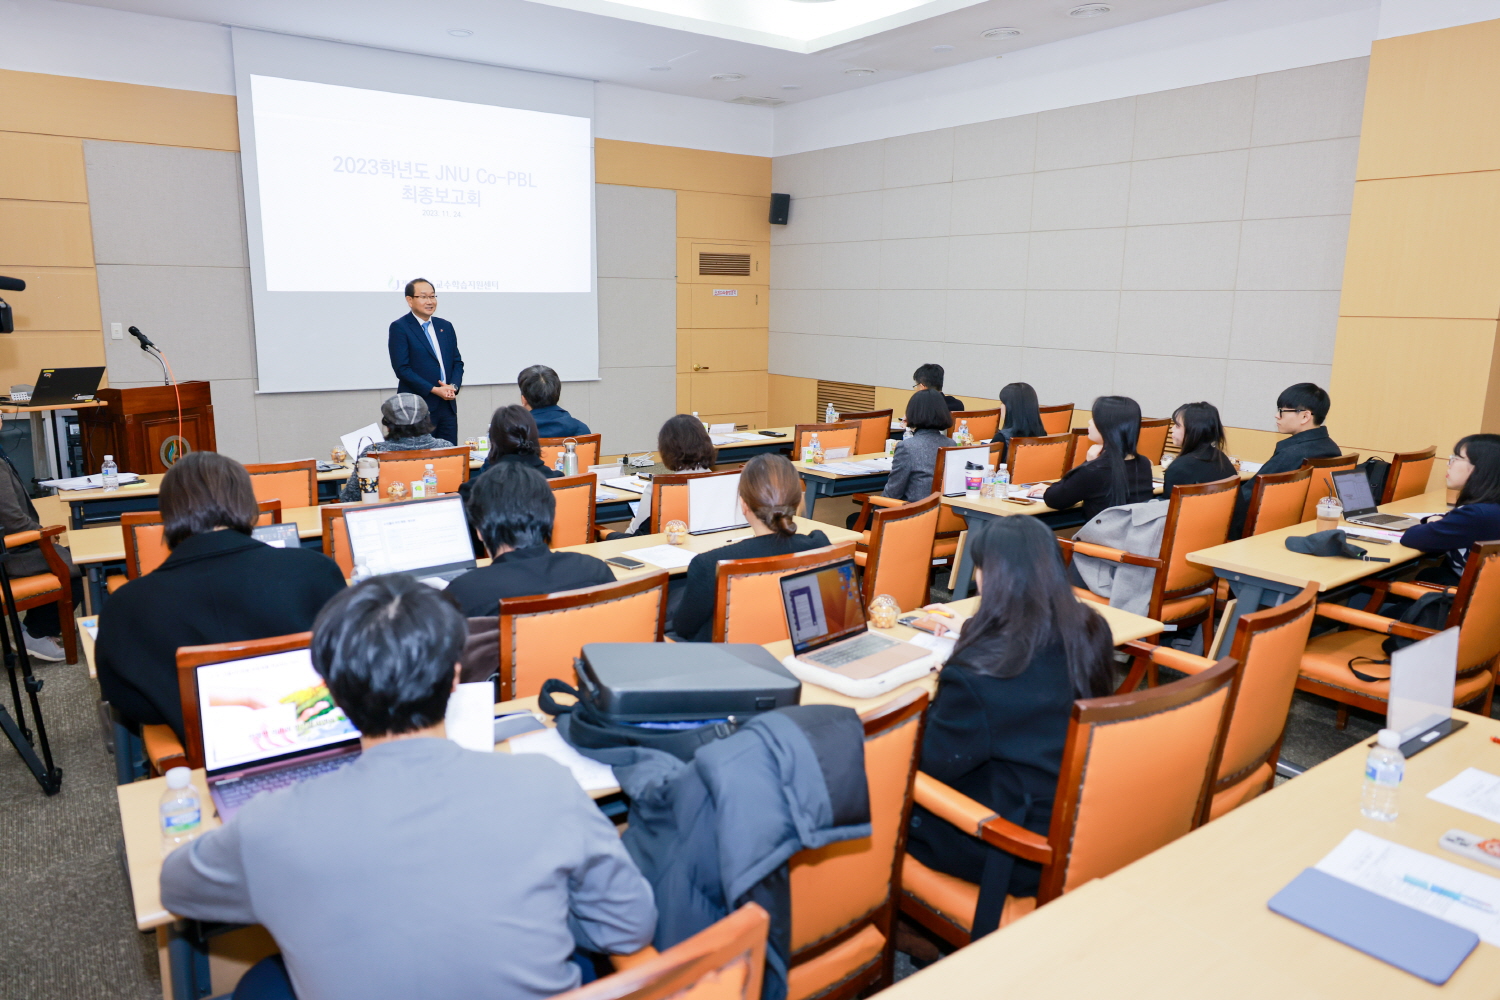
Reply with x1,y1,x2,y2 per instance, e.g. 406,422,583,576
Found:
1276,407,1305,416
410,294,437,301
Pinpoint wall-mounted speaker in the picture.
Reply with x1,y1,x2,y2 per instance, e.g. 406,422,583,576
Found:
769,193,791,226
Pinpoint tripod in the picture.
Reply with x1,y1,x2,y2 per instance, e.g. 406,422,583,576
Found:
0,543,62,794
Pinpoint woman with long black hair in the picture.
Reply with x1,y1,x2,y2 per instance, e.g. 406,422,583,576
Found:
990,382,1047,465
1032,395,1154,520
904,516,1115,937
1401,433,1500,584
1162,400,1236,490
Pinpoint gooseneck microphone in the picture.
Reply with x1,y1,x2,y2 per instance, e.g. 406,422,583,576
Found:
127,325,156,351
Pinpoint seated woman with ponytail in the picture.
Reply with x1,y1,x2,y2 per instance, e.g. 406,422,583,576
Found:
1031,395,1154,521
670,453,831,642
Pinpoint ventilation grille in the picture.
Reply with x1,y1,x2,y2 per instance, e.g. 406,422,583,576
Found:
815,380,876,422
698,252,752,276
729,96,786,107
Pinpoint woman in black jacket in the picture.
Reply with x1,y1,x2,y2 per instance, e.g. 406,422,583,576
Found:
96,452,347,742
672,454,830,642
459,405,561,501
1162,401,1236,491
905,515,1114,938
1034,395,1154,520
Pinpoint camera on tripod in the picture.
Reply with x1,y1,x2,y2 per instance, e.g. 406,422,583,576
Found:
0,275,25,334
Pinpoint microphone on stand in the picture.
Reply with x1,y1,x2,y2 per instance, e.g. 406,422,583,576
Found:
126,326,157,351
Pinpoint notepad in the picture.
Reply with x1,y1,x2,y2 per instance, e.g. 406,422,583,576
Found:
1428,768,1500,826
622,544,697,570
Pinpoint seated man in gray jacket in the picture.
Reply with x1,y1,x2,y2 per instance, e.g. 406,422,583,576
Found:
160,574,657,1000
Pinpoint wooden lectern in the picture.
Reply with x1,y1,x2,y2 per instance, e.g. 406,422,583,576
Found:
76,382,217,475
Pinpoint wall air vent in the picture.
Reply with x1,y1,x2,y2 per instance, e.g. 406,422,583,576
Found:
699,252,752,276
728,96,786,107
815,380,876,422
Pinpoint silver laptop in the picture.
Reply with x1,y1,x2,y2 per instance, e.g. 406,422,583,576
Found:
779,559,929,678
191,645,361,822
343,495,476,588
1332,469,1418,531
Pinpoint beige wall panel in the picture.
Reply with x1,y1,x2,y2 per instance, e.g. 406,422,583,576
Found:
1357,20,1500,181
596,139,770,197
3,266,100,330
1222,426,1291,465
676,372,691,413
686,328,768,373
0,331,106,389
676,329,692,373
0,69,238,151
1484,330,1500,434
685,284,768,328
690,370,767,414
1339,172,1500,320
0,132,85,202
681,240,769,284
677,192,772,242
769,373,819,426
0,201,95,267
1328,316,1496,455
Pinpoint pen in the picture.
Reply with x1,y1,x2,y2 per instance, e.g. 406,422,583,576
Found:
1402,875,1497,913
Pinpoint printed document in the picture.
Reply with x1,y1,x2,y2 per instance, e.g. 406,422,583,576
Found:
1428,768,1500,826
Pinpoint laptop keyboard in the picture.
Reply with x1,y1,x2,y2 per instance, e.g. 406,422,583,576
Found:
215,754,357,813
804,632,899,667
1355,513,1409,526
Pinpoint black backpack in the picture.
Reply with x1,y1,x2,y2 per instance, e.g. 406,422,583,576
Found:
1347,591,1454,681
1357,457,1390,503
539,677,746,761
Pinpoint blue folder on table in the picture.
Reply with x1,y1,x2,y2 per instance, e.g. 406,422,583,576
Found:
1269,868,1479,984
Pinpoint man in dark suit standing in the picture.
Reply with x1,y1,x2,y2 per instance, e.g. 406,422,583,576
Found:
389,278,464,445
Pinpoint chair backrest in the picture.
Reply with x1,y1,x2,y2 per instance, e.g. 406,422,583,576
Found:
1003,433,1072,484
1038,403,1074,436
243,460,317,509
794,423,860,459
1156,477,1241,606
1383,446,1437,504
838,409,895,456
540,434,602,472
951,407,1001,442
1299,453,1359,521
554,903,769,1000
1451,541,1500,674
788,689,928,999
712,541,858,644
498,573,669,701
1042,656,1240,902
175,632,314,770
256,499,282,526
1242,466,1313,537
1066,428,1091,470
1136,418,1172,465
320,505,356,578
121,511,170,579
376,446,471,496
548,473,597,549
651,469,738,533
861,493,940,613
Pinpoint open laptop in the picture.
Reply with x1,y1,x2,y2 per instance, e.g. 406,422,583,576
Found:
779,558,929,678
28,366,105,406
343,495,477,588
1332,469,1419,531
185,643,362,822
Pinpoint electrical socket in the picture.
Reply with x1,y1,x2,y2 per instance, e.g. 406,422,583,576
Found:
110,322,123,340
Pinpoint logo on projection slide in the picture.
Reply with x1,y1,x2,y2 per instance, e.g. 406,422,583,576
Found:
160,436,192,467
712,289,738,297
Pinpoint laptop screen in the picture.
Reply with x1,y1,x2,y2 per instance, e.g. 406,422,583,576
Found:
779,560,867,655
344,496,475,577
1332,469,1378,514
196,647,360,774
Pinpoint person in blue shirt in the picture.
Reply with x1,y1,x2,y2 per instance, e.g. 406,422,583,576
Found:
518,365,591,439
1400,433,1500,585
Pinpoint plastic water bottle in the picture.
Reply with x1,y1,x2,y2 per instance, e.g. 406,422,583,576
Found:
160,766,202,854
995,463,1011,495
809,432,823,465
101,455,118,491
825,402,838,424
1360,729,1404,821
423,463,438,494
955,419,971,446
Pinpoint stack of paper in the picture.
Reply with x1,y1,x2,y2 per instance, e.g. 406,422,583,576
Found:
508,729,617,791
603,476,647,494
623,544,698,569
41,473,143,491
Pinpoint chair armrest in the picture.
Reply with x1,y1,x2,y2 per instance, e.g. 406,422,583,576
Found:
1314,602,1437,641
1388,580,1456,601
913,772,1053,865
610,946,661,971
3,524,61,550
1119,640,1213,675
851,493,904,531
1068,540,1161,569
142,724,188,774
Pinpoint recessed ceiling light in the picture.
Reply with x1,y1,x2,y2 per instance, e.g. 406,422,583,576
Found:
843,67,876,76
1068,3,1112,16
447,28,473,37
729,96,786,107
781,84,801,90
981,26,1022,38
711,72,745,82
649,65,671,72
932,44,955,53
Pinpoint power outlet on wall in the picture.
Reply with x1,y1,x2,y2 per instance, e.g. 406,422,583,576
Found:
110,322,123,340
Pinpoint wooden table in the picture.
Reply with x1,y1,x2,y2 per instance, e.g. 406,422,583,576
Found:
794,452,893,517
60,464,355,527
1188,488,1447,635
711,425,795,461
941,490,1062,599
880,710,1500,999
557,517,864,579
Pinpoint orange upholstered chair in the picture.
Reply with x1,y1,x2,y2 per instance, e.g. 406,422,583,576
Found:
559,903,769,1000
1,525,77,664
794,423,860,460
711,542,858,645
176,632,312,770
837,409,895,456
1038,403,1074,435
1299,541,1500,727
243,459,317,509
1241,466,1313,536
1065,428,1092,470
497,573,669,701
1060,476,1239,653
141,725,188,776
1382,446,1437,504
1298,453,1359,522
540,434,602,473
376,446,470,496
929,445,988,563
120,511,170,580
320,504,356,578
951,408,1001,442
1135,418,1172,465
900,655,1240,946
548,473,598,548
256,499,282,526
856,493,940,613
1122,584,1317,822
1000,433,1071,484
650,469,736,534
787,689,929,1000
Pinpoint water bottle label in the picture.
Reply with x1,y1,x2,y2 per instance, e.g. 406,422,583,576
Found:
1365,761,1404,785
164,809,201,833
